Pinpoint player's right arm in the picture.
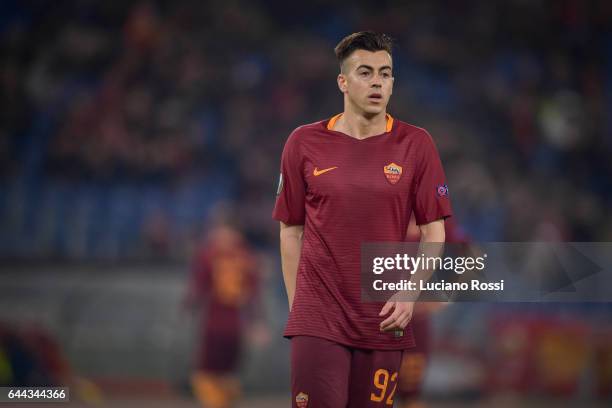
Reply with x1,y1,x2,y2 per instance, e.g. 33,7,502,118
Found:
272,128,307,311
279,222,303,311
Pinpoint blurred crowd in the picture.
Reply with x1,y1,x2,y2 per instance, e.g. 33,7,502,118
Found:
1,0,611,260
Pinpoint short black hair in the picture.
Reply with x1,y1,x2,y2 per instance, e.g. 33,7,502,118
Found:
334,31,393,67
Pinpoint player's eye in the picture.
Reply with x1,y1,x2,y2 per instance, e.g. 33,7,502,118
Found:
359,71,370,77
381,72,391,78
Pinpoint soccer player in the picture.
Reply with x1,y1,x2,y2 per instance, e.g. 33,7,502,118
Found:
272,31,452,407
185,217,262,408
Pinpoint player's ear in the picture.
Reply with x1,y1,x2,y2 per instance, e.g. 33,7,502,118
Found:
337,73,348,93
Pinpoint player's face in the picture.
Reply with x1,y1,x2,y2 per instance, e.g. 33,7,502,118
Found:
339,50,394,116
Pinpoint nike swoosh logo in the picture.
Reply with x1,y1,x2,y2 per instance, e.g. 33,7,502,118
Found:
313,166,338,176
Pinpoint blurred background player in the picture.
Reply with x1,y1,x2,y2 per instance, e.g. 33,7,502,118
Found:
185,207,267,408
0,321,102,403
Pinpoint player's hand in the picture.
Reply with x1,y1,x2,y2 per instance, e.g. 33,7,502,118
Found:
379,301,414,332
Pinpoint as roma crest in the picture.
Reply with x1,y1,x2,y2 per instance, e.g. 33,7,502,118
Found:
295,392,309,408
383,163,403,185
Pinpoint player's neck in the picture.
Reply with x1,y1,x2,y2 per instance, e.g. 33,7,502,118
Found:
335,109,387,140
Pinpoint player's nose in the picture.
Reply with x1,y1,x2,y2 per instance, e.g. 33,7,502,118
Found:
371,73,384,87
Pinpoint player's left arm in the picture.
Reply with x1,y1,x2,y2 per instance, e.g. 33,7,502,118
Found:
380,130,450,332
379,219,445,332
418,218,445,240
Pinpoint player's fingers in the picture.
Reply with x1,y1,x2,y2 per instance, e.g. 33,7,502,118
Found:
379,301,394,316
380,322,398,332
381,317,403,332
402,309,413,322
398,315,411,329
380,308,402,330
379,312,399,330
379,315,396,330
389,309,411,330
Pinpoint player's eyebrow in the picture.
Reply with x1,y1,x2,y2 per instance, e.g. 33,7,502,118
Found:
355,64,393,72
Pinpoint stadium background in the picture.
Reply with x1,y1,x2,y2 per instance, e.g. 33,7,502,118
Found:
0,0,611,406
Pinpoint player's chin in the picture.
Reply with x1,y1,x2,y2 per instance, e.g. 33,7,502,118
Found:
362,103,386,115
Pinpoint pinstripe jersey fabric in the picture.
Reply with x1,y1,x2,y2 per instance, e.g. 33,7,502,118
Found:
273,114,452,350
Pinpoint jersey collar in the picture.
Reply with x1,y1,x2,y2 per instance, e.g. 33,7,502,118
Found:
327,113,394,133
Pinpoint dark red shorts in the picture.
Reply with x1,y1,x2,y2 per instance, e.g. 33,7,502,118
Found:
198,331,241,373
291,336,403,408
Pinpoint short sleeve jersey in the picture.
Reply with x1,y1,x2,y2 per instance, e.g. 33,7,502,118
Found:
272,114,452,350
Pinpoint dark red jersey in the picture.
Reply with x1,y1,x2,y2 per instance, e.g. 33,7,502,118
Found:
188,232,259,335
273,114,452,350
